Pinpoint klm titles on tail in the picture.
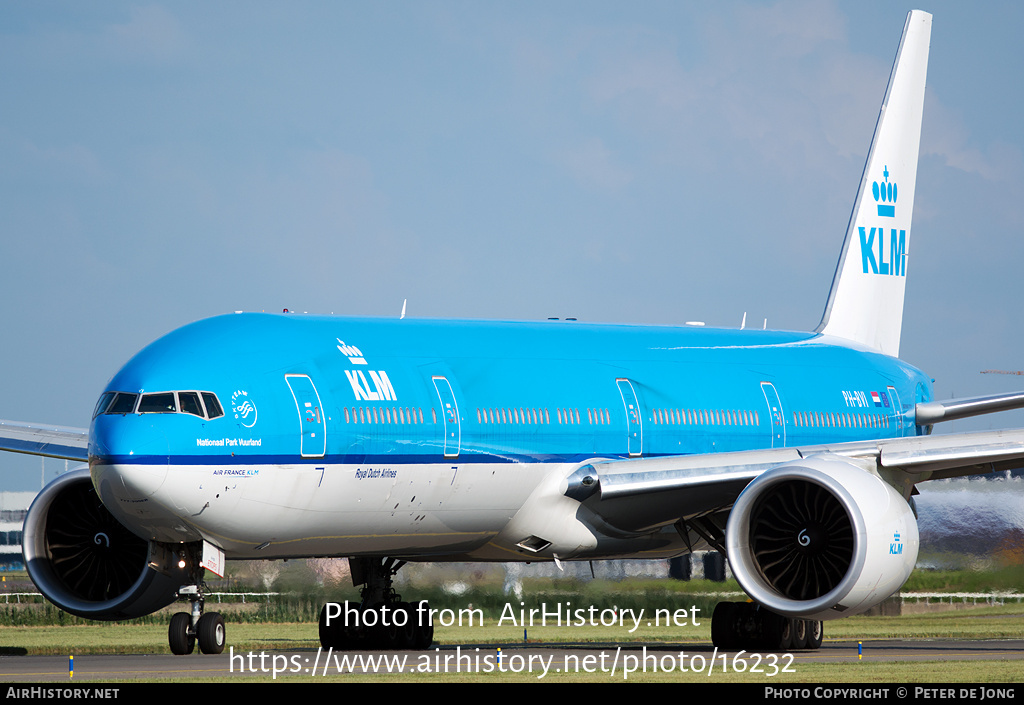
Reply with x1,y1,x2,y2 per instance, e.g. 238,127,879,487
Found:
859,166,907,277
859,227,906,276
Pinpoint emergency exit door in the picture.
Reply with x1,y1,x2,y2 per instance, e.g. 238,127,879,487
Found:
285,374,326,458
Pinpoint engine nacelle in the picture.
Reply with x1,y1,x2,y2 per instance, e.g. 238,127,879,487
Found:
725,454,918,621
23,467,188,620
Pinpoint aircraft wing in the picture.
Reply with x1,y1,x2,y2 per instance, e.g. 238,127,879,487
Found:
0,419,89,461
575,428,1024,534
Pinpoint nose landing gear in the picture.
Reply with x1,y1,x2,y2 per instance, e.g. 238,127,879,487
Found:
168,545,226,656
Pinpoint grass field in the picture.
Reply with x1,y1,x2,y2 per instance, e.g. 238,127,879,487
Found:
2,603,1022,654
1,569,1021,682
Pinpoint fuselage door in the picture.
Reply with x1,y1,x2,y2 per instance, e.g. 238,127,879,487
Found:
616,378,643,457
760,381,786,448
886,385,904,438
285,374,327,458
432,376,461,458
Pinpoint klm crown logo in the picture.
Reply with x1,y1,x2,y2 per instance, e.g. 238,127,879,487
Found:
872,165,897,217
337,339,367,365
858,164,907,277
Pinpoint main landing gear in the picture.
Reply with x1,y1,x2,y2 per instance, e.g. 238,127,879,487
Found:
711,601,823,651
168,546,226,656
319,557,434,651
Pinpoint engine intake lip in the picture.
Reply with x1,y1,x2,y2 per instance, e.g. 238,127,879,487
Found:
23,467,174,620
725,457,868,617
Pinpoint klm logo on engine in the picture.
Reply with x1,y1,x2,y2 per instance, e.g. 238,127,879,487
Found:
859,165,907,277
889,531,903,555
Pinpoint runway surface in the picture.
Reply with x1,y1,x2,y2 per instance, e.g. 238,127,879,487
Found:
2,639,1023,681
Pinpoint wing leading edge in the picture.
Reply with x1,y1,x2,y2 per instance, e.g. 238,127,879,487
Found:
569,428,1024,535
0,419,88,461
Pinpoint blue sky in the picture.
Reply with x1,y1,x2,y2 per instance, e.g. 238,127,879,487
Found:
1,1,1023,492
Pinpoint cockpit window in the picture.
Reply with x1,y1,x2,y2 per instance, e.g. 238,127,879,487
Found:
107,393,138,415
97,390,224,419
179,391,204,417
202,393,224,419
139,393,177,413
93,392,116,419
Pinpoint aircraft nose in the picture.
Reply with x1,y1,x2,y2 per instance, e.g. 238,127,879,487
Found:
93,461,168,504
90,415,169,503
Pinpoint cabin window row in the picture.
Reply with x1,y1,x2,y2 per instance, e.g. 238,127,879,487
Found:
474,408,613,425
651,407,761,427
792,410,890,429
343,406,428,425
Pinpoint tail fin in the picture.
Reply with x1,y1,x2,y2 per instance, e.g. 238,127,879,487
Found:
816,10,931,358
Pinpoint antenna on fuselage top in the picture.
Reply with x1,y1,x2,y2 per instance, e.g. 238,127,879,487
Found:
741,312,747,329
400,299,407,320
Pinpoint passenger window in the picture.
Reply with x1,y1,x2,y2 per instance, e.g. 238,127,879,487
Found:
179,392,204,417
139,393,176,413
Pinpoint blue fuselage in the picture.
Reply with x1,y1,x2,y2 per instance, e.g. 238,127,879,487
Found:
87,313,932,559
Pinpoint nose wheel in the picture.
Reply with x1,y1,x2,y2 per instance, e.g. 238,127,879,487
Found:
168,588,226,655
168,545,226,655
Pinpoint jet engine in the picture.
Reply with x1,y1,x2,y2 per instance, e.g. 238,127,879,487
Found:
725,454,918,622
23,467,188,620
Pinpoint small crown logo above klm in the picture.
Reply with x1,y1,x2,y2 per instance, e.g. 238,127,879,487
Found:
873,166,897,217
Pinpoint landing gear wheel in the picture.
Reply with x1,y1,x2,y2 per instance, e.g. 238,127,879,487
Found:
790,619,808,650
761,610,790,651
319,604,339,649
711,601,738,649
412,600,433,649
396,602,417,649
366,605,400,649
169,612,195,655
197,612,226,655
806,620,824,650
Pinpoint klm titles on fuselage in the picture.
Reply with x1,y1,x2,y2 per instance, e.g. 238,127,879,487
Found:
859,165,907,277
345,369,397,402
338,338,398,402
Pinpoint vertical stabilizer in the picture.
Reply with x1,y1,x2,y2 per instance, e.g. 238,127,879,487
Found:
817,10,931,357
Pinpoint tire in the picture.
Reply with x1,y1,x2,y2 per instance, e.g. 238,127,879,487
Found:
760,610,789,651
806,620,824,650
412,600,433,650
197,612,226,655
790,619,808,650
169,612,195,655
711,601,738,649
319,604,338,649
396,602,417,649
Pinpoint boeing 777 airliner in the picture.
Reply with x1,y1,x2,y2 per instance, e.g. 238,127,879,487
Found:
3,10,1024,656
